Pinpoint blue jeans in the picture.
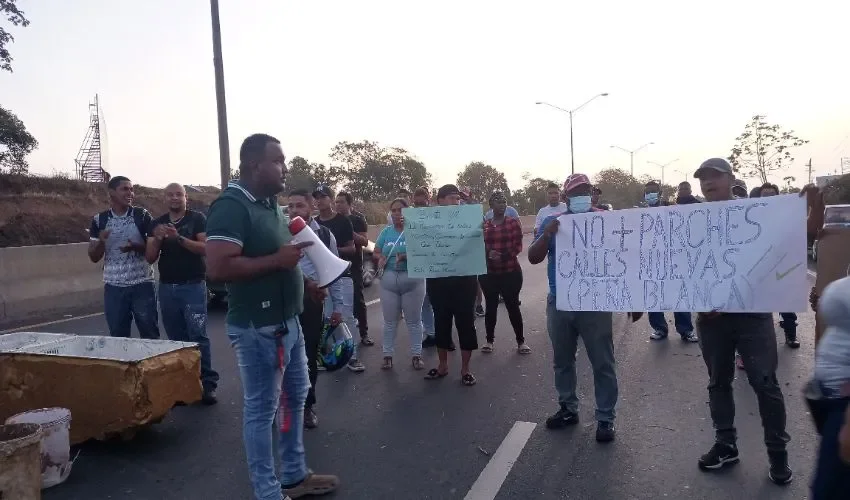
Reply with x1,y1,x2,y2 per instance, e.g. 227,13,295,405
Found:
380,269,425,357
421,292,435,336
546,295,618,422
104,282,160,339
811,397,850,499
227,317,310,500
648,311,693,336
159,281,219,391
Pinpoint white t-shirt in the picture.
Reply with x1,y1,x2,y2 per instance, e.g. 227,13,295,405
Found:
535,203,567,232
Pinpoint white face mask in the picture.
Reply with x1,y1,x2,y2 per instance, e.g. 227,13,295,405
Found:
568,195,592,213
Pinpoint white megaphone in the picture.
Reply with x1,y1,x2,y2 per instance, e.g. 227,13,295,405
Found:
288,216,351,288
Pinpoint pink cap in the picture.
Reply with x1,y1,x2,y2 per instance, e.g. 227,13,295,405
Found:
563,173,591,193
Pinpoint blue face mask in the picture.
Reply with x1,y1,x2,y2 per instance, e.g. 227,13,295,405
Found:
645,192,659,204
568,195,592,213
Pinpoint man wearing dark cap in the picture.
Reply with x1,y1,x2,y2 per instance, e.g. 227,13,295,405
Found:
528,173,619,443
423,184,480,386
691,157,793,486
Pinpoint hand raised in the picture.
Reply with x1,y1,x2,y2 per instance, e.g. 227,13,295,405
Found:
276,241,312,270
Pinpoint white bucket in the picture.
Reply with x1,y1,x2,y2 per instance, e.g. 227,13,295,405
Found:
5,407,74,489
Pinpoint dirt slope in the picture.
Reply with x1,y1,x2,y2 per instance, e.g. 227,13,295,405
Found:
0,174,219,247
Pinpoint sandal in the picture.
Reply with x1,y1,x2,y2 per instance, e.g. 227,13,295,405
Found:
517,343,531,354
461,373,477,386
481,342,494,353
424,368,448,380
412,356,425,370
381,357,393,370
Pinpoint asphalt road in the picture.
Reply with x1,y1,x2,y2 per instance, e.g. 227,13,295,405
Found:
12,237,821,500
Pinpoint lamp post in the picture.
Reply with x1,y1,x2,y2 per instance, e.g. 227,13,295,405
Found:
210,0,231,190
647,158,679,187
536,92,608,175
610,142,654,177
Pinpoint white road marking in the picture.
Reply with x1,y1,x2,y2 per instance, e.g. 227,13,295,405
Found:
464,421,537,500
1,298,384,334
0,311,106,334
807,269,816,279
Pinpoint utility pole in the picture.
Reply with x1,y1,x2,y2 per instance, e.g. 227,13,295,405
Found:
210,0,231,190
806,158,812,185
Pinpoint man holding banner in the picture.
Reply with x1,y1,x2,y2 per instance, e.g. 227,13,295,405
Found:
691,158,793,486
528,173,619,443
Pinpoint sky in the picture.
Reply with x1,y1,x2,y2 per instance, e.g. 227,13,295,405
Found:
3,0,849,194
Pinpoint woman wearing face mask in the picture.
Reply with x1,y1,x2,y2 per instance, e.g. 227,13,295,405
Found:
372,198,426,370
479,191,528,354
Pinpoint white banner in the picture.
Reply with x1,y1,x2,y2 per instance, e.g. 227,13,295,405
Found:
554,195,808,312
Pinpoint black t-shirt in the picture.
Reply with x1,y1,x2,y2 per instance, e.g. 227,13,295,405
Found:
317,213,355,277
347,211,368,272
151,210,207,284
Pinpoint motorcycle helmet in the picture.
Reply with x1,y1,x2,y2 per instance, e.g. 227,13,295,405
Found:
319,320,355,372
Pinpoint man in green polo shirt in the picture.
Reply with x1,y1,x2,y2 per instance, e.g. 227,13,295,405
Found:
206,134,339,500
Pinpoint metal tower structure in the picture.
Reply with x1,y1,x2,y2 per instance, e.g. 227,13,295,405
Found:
75,94,107,183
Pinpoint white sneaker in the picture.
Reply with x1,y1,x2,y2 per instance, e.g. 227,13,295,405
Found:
347,359,365,372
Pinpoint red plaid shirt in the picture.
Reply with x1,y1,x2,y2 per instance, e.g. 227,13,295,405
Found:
483,217,523,274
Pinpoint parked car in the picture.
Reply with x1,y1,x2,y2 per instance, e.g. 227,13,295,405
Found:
811,204,850,262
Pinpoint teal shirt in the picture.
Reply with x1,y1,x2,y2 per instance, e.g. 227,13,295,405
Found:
375,225,408,272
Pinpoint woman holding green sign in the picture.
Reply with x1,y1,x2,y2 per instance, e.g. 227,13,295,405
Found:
372,198,426,371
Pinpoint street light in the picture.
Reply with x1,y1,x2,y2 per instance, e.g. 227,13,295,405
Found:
647,158,679,187
610,142,654,177
210,0,231,190
536,92,609,175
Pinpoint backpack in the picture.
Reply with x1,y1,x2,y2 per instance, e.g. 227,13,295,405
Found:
314,224,332,249
97,207,151,239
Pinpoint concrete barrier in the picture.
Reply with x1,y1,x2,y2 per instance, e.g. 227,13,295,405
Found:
0,215,538,329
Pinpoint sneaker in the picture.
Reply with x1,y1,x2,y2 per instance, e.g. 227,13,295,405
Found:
201,388,218,405
475,305,485,317
282,471,340,498
304,407,318,429
681,331,699,343
698,442,739,470
784,332,800,349
545,406,579,429
650,330,668,340
481,342,494,353
595,421,616,443
422,335,437,348
347,359,365,372
768,451,793,485
360,335,375,346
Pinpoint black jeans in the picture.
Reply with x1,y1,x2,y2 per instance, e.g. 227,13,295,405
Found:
697,313,790,453
779,312,797,333
299,295,324,409
427,276,479,351
478,270,524,344
351,267,368,338
812,398,850,499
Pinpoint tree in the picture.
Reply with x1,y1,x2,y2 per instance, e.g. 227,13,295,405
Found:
780,176,800,194
1,0,29,73
728,115,808,185
329,140,432,201
456,162,510,203
286,156,342,193
512,173,557,215
593,168,674,209
0,105,37,174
